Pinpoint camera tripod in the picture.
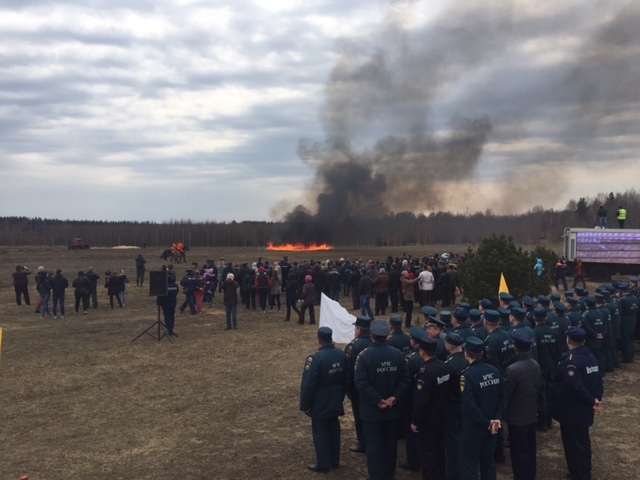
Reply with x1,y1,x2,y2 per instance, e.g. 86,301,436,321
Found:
131,306,178,343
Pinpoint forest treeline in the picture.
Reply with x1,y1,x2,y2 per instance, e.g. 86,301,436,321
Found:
1,190,638,247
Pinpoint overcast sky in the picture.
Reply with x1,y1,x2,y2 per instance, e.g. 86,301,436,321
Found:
1,0,639,222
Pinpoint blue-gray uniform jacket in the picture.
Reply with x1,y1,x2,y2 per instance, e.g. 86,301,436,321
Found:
300,344,348,419
606,299,621,341
454,324,478,341
509,323,538,361
406,347,424,382
411,358,450,428
620,294,639,331
534,324,561,375
460,359,508,429
550,346,603,427
470,323,488,341
345,333,372,398
550,314,570,351
483,328,514,374
157,280,179,308
387,330,412,355
567,307,583,327
597,305,614,349
582,308,605,352
445,352,469,404
354,342,411,422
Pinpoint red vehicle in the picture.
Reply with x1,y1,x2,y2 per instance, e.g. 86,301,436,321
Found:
68,237,90,250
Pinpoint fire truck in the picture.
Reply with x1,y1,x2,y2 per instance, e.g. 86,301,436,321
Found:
563,227,640,282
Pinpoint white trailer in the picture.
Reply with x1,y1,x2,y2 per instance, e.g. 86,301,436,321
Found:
563,227,640,282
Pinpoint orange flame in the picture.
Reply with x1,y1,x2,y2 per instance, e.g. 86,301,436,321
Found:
267,242,335,252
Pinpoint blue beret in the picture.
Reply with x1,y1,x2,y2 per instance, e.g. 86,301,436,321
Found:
463,336,484,354
317,327,333,341
419,336,438,354
370,320,391,336
510,307,526,320
567,326,586,342
410,326,427,341
484,309,500,323
479,298,493,309
498,307,510,319
469,309,482,321
553,301,567,313
454,308,469,321
389,315,403,325
513,331,532,351
353,316,371,328
445,332,464,346
522,296,536,307
440,311,452,323
459,302,471,311
533,307,547,319
421,306,438,316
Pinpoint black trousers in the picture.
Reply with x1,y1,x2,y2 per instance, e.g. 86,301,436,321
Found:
14,285,31,305
508,423,537,480
389,289,399,313
311,417,340,469
404,299,414,328
162,304,176,333
285,297,300,320
363,419,400,480
299,304,316,324
75,292,89,312
560,424,592,480
417,423,446,480
349,394,365,449
445,403,461,480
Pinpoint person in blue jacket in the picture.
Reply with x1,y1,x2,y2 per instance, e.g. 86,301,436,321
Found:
550,327,604,480
355,320,411,480
300,327,348,473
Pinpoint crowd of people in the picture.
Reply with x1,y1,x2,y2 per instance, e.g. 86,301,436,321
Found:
300,277,640,480
11,264,132,317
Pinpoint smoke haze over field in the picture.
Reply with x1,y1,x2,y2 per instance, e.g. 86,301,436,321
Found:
274,0,640,242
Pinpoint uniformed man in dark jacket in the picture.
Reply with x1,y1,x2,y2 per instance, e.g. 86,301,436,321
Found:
565,296,583,326
458,336,508,480
344,316,372,453
509,307,537,361
179,269,199,315
387,315,411,354
504,332,542,480
595,293,614,372
469,308,488,341
157,275,179,335
453,307,478,341
582,295,606,372
619,283,639,362
443,332,468,480
300,327,348,472
410,336,451,480
483,309,514,375
355,320,411,480
550,327,604,480
401,326,427,471
604,286,621,368
533,307,561,431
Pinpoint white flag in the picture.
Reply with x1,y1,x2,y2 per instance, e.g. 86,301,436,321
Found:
319,293,356,344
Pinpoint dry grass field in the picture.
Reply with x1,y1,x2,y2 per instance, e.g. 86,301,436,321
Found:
0,246,638,480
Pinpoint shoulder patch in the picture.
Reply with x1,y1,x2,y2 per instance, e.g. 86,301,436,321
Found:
304,356,313,371
568,370,574,376
416,379,424,391
460,375,466,393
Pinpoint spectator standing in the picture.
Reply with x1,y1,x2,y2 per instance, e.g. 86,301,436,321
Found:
86,267,100,309
38,271,53,319
12,265,31,306
358,270,375,320
118,269,129,306
255,266,271,314
418,265,435,307
616,205,626,228
401,270,420,328
50,269,69,319
533,259,544,277
221,272,240,329
135,254,146,286
573,259,586,289
554,259,569,291
105,271,123,308
597,205,607,228
504,333,542,480
157,274,179,335
299,275,316,325
72,270,91,314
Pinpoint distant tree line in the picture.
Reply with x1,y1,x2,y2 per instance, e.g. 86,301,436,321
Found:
1,190,638,247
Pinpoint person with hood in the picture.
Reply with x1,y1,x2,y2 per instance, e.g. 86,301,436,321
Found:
255,266,272,314
221,272,240,329
533,259,544,277
38,270,53,319
269,262,282,311
299,275,316,324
